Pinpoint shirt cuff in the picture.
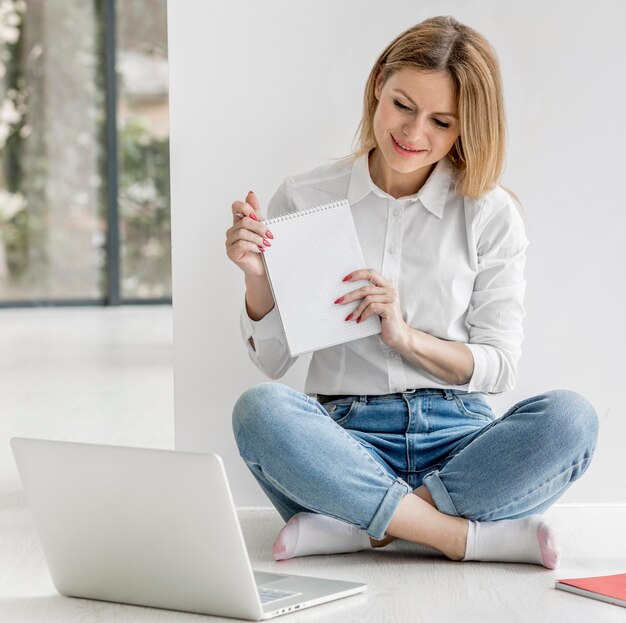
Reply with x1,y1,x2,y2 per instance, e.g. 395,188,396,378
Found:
466,343,499,393
240,293,283,341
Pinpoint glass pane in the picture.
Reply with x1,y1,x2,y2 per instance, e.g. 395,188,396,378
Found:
116,0,171,300
0,0,105,302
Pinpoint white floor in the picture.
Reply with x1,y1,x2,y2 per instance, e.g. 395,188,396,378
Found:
1,306,624,622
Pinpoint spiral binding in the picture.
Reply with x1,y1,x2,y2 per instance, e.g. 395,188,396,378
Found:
262,198,349,225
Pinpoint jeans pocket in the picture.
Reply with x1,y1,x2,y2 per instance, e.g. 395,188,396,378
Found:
451,393,495,422
325,398,360,427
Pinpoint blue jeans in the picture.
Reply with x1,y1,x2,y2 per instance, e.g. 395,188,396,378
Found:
231,383,599,541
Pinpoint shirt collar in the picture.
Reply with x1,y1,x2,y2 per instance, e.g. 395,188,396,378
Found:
347,150,455,219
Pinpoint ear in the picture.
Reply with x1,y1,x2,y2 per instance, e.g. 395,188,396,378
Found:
374,71,383,101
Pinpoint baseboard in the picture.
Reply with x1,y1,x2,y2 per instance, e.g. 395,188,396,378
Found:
553,502,626,507
236,503,626,511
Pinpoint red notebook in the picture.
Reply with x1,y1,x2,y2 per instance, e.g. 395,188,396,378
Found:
555,572,626,608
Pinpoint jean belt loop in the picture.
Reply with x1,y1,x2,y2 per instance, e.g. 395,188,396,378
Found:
443,389,455,400
359,395,367,405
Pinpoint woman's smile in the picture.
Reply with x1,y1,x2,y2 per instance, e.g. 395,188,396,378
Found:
390,133,427,157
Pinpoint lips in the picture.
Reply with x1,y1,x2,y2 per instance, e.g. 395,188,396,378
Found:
392,135,422,151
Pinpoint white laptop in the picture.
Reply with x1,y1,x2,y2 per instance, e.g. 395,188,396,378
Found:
10,437,367,620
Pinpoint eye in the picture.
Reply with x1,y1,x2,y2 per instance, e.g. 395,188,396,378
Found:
393,99,410,111
393,100,450,129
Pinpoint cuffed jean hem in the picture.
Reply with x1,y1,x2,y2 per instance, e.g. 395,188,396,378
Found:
366,476,413,541
422,469,461,517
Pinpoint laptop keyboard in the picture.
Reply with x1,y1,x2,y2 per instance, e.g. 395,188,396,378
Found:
258,586,302,604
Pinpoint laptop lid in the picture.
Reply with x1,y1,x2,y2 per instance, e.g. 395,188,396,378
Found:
10,437,367,620
11,437,272,619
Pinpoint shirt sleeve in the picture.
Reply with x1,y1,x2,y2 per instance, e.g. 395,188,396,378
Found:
465,196,530,394
239,179,300,379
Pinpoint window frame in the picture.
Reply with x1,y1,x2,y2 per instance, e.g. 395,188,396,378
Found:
0,0,172,309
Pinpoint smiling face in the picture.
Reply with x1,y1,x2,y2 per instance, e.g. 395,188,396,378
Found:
370,67,461,198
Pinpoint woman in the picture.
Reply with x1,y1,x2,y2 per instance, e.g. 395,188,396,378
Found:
226,16,598,568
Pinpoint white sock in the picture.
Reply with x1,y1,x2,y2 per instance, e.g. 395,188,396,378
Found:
272,512,373,561
462,515,560,569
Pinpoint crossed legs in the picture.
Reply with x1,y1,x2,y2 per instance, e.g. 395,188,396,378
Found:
233,384,599,566
370,486,468,561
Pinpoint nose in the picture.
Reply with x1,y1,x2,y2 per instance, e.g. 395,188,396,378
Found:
402,114,429,141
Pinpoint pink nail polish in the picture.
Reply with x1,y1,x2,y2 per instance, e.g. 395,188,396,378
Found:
334,296,344,304
343,275,352,282
345,313,353,321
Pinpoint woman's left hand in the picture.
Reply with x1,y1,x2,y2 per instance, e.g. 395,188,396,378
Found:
335,269,409,350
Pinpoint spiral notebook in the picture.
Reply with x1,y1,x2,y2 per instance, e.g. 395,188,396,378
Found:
261,198,381,356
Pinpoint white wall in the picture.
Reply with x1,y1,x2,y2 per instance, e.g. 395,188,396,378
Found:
167,0,626,507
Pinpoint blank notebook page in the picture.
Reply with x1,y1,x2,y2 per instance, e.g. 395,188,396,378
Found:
261,198,381,357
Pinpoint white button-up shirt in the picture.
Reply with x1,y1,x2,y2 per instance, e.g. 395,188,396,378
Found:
240,150,529,396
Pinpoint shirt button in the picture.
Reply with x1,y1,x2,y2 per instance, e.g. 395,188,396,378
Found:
393,209,400,217
389,351,397,358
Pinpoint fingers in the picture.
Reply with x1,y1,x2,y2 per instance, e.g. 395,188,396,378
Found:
230,196,265,230
231,198,258,221
334,288,395,324
335,285,386,304
226,236,268,256
335,292,391,308
345,269,388,288
247,190,261,213
228,193,273,255
231,191,260,219
344,298,390,324
226,222,272,253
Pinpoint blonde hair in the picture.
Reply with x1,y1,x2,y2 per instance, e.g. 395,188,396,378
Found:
334,15,524,214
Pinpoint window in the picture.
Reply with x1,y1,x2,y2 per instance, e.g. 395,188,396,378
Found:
0,0,171,306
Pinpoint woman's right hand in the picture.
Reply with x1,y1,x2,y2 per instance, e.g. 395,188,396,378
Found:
226,190,274,277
